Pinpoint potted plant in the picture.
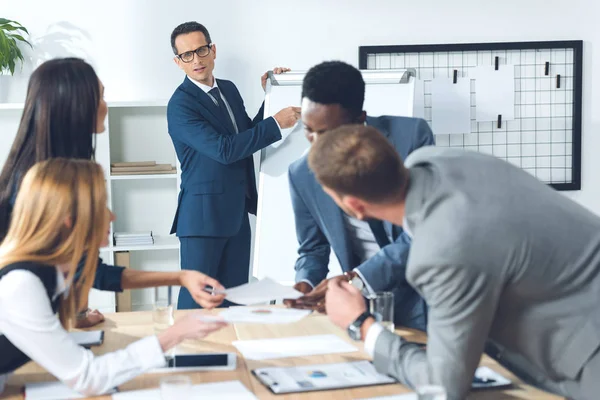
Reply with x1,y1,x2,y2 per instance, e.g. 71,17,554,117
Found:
0,18,31,75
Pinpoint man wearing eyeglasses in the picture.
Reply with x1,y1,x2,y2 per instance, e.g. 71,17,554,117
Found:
167,21,301,309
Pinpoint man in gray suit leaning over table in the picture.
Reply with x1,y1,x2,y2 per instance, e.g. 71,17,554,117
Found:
309,124,600,400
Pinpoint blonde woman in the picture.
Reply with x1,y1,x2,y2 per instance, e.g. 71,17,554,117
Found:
0,159,228,395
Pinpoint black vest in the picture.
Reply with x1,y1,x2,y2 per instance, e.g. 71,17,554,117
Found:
0,262,61,374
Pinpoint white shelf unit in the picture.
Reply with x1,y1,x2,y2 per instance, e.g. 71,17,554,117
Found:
0,101,181,313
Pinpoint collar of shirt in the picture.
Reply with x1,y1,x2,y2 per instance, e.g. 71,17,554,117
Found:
402,216,413,239
188,76,218,94
52,267,70,301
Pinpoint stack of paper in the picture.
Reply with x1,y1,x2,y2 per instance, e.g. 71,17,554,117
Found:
113,231,154,247
203,307,311,324
232,334,358,360
222,277,303,305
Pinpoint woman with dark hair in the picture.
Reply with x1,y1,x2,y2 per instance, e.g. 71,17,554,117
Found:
0,58,226,327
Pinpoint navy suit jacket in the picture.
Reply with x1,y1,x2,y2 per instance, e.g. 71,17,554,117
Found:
289,116,434,312
167,77,281,237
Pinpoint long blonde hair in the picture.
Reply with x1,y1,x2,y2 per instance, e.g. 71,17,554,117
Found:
0,158,108,328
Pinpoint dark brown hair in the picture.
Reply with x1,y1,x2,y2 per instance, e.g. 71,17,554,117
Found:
308,124,408,203
0,58,100,240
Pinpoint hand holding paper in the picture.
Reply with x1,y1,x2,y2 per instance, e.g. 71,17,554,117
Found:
205,278,303,305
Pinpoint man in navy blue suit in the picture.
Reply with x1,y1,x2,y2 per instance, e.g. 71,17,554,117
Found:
285,61,434,330
167,22,301,308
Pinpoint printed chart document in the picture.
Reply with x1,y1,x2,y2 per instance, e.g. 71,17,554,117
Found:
112,380,256,400
474,65,515,122
253,360,395,394
223,277,303,305
232,334,358,360
431,77,472,134
204,306,311,324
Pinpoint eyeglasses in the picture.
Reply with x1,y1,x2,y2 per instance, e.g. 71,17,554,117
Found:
177,44,212,63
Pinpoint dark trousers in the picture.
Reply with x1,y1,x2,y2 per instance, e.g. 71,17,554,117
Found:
177,213,251,309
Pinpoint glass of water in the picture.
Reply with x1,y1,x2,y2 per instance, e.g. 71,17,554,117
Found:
153,286,174,335
369,291,394,332
416,385,447,400
160,375,192,400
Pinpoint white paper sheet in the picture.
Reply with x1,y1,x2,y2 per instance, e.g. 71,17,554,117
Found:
112,380,256,400
25,381,116,400
474,65,515,122
206,307,311,324
224,277,303,305
431,77,471,134
265,85,302,149
232,334,358,360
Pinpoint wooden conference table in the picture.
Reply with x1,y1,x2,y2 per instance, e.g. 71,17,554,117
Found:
2,309,563,399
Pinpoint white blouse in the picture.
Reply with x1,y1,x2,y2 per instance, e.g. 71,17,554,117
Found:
0,267,166,396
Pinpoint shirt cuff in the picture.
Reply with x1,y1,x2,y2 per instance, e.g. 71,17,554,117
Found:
364,322,385,358
130,336,168,370
299,279,314,289
355,269,376,297
271,116,282,132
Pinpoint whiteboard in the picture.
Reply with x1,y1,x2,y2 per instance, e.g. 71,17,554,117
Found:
253,70,415,284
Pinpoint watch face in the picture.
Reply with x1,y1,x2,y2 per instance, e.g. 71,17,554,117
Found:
350,276,364,291
347,323,361,341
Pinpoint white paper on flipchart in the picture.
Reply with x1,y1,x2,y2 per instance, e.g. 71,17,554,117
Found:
232,334,358,360
205,306,312,324
112,380,257,400
223,277,303,305
413,78,426,120
474,65,516,122
431,77,472,135
364,79,415,117
264,85,302,148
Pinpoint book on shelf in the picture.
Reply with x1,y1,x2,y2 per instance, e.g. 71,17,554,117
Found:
110,161,156,168
111,168,176,176
111,164,174,173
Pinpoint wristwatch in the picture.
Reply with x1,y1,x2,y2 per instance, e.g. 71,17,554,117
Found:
347,311,373,341
346,271,368,296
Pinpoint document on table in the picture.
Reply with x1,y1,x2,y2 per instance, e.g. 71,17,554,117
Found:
203,306,311,324
253,360,395,394
221,277,303,305
232,334,358,360
112,380,256,400
69,330,104,347
25,381,116,400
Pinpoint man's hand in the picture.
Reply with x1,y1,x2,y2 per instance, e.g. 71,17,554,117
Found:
262,67,291,91
325,276,367,330
284,278,329,313
293,281,313,294
75,309,105,329
180,271,226,309
273,106,301,129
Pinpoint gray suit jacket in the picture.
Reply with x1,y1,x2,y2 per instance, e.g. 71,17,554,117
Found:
373,147,600,400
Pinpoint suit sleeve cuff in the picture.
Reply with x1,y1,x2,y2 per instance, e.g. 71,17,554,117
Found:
364,322,385,358
270,116,282,132
355,269,376,297
299,279,314,289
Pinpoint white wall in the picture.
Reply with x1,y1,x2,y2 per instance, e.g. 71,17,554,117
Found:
2,0,599,212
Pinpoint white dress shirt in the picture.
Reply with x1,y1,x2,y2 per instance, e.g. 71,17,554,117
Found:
0,267,166,396
188,76,281,132
364,216,413,356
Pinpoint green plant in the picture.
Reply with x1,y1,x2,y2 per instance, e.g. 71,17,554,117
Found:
0,18,31,75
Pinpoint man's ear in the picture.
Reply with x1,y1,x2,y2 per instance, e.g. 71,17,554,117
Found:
357,111,367,124
345,196,367,220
